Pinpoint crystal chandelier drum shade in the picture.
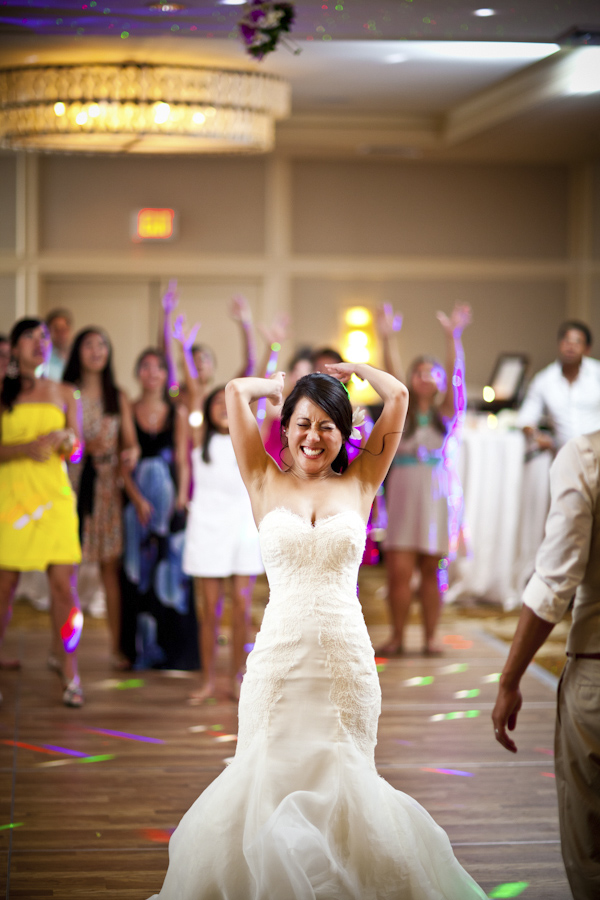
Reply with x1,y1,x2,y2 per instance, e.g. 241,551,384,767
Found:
0,64,291,153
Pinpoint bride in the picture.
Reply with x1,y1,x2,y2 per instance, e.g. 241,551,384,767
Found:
150,363,486,899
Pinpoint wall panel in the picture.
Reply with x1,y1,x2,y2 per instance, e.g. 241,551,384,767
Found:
0,154,16,251
39,156,267,255
292,161,568,259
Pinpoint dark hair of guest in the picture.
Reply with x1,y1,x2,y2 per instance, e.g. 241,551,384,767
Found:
280,373,353,474
403,355,447,439
62,327,120,415
1,317,44,411
202,385,227,464
557,320,592,348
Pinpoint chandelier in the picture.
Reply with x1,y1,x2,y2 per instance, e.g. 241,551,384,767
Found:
0,64,291,153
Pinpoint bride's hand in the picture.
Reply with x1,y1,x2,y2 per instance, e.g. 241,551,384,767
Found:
323,362,355,384
267,371,285,406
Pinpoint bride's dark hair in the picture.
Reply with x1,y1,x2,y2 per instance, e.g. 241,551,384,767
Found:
280,373,353,474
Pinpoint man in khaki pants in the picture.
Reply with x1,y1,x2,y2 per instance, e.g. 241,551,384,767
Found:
492,430,600,900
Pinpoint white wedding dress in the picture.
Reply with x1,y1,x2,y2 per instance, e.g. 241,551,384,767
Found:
150,508,486,899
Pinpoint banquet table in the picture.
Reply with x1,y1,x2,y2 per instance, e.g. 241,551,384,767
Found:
446,422,552,608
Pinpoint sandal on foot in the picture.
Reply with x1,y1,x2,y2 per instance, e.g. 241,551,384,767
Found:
63,679,84,708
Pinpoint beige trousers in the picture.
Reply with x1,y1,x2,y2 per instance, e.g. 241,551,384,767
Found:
555,657,600,900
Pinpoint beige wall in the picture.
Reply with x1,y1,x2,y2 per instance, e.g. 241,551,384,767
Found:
39,156,267,254
0,154,16,252
292,161,568,258
1,151,598,400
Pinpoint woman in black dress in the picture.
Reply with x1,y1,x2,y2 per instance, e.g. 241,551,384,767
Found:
120,348,199,670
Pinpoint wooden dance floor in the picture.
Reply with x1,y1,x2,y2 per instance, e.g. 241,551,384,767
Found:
1,577,570,900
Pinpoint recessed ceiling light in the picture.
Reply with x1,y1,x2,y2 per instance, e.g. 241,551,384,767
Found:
147,1,187,9
219,0,246,5
473,8,496,16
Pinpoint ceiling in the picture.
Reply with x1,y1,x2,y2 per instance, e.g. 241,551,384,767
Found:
1,0,600,162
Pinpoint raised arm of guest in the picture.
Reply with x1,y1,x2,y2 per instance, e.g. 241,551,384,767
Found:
435,303,471,420
230,294,258,378
376,303,405,382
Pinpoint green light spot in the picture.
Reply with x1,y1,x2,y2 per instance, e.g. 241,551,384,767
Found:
465,709,480,718
271,342,281,352
80,754,115,764
420,676,434,686
0,822,23,831
171,23,179,31
121,30,129,38
376,664,386,673
446,711,461,720
115,678,144,689
322,33,332,40
489,883,529,899
210,724,223,731
56,17,63,23
90,1,96,5
423,17,431,23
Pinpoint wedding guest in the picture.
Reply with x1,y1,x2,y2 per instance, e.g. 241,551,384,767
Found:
45,307,74,382
518,320,600,450
493,429,600,900
63,327,139,670
120,348,199,670
377,302,471,655
0,318,83,706
182,385,263,701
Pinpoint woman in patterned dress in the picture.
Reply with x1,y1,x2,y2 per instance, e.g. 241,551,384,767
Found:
63,328,139,670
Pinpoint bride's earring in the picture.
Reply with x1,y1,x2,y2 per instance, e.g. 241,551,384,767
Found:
6,358,19,379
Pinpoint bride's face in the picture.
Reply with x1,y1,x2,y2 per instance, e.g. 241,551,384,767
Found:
286,397,343,476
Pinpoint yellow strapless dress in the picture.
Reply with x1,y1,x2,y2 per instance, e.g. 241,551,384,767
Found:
0,403,81,570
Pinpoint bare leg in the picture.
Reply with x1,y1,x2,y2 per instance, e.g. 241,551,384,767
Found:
100,558,128,668
0,569,21,669
47,564,80,684
377,550,417,655
418,554,443,654
230,575,251,700
190,577,223,701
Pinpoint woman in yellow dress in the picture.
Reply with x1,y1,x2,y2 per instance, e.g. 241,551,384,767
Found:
0,318,84,707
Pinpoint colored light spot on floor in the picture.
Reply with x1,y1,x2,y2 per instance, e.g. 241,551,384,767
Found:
214,734,237,743
442,634,473,649
41,744,89,757
189,725,207,733
421,767,474,777
374,657,388,665
534,747,554,756
141,827,175,843
481,672,501,683
376,664,386,673
243,643,255,652
115,679,144,690
541,772,555,778
2,739,65,756
209,724,223,731
0,822,23,831
79,754,115,764
439,663,469,674
489,883,529,899
403,676,434,686
84,728,164,744
454,689,480,699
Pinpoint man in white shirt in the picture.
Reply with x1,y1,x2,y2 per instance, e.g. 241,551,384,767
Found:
492,430,600,900
517,320,600,450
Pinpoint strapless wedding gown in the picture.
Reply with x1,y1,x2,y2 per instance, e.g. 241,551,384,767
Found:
149,508,486,899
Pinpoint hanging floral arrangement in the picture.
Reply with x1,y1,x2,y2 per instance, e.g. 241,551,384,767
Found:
238,1,297,61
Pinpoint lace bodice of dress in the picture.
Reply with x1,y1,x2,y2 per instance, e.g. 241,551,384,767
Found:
237,508,381,765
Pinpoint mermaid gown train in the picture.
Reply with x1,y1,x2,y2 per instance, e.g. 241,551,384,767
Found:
150,508,486,900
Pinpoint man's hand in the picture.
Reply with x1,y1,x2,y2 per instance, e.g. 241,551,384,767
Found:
492,683,523,754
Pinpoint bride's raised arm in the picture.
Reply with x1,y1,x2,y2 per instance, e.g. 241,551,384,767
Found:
324,362,408,495
225,372,284,495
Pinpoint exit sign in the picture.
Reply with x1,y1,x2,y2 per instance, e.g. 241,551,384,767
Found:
132,208,177,242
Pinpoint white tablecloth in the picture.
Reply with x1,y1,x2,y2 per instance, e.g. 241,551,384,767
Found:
447,427,551,607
